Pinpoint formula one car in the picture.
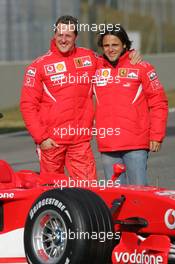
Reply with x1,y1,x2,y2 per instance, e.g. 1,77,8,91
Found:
0,159,175,264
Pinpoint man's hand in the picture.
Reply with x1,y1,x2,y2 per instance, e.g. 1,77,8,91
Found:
129,50,142,65
149,141,161,152
40,138,59,150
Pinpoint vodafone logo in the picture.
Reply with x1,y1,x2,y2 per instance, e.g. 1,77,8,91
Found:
164,209,175,229
44,62,67,75
0,192,14,198
47,65,54,72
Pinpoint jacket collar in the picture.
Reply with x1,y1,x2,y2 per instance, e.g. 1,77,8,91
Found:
102,50,132,68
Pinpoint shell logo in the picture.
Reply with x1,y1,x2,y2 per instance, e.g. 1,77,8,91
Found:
102,70,110,77
56,63,64,71
164,209,175,229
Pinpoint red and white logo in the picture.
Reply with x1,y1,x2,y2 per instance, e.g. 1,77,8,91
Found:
164,209,175,229
74,56,92,68
128,69,139,79
97,68,111,78
44,62,66,75
95,68,111,86
26,67,36,77
24,76,35,87
147,70,157,81
44,64,56,75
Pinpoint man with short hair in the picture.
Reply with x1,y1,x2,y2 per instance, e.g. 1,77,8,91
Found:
20,15,97,179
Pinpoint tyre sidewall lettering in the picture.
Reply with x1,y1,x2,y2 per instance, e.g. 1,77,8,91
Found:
29,197,72,222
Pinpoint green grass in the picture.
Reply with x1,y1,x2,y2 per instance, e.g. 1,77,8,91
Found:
0,90,175,134
167,90,175,108
0,106,25,134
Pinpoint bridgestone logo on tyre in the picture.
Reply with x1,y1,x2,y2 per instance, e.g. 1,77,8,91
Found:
29,198,66,219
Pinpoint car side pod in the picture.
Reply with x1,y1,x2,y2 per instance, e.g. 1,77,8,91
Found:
112,232,170,264
0,160,15,184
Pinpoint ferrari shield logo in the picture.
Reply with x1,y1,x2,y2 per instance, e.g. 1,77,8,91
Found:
118,68,128,77
74,58,83,67
74,56,92,68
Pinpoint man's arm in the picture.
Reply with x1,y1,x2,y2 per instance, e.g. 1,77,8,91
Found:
141,62,168,151
20,64,49,144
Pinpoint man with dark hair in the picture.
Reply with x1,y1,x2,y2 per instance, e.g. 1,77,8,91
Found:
94,25,168,185
54,15,79,36
20,15,97,179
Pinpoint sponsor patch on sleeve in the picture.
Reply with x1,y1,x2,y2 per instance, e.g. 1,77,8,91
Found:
24,76,35,87
147,70,158,81
26,67,36,77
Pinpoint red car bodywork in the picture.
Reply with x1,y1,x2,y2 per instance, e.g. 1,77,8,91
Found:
0,160,174,264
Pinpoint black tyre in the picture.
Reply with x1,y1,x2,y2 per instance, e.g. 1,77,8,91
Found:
24,188,114,264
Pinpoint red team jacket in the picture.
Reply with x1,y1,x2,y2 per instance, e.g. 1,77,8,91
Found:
20,39,97,144
95,51,168,152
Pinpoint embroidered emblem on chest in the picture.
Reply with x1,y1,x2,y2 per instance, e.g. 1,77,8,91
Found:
118,68,139,79
95,68,111,86
44,62,67,75
74,56,92,68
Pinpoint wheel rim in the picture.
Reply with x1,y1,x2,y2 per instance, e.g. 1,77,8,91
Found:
31,209,67,264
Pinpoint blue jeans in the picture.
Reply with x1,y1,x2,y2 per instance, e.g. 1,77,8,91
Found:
101,150,149,185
